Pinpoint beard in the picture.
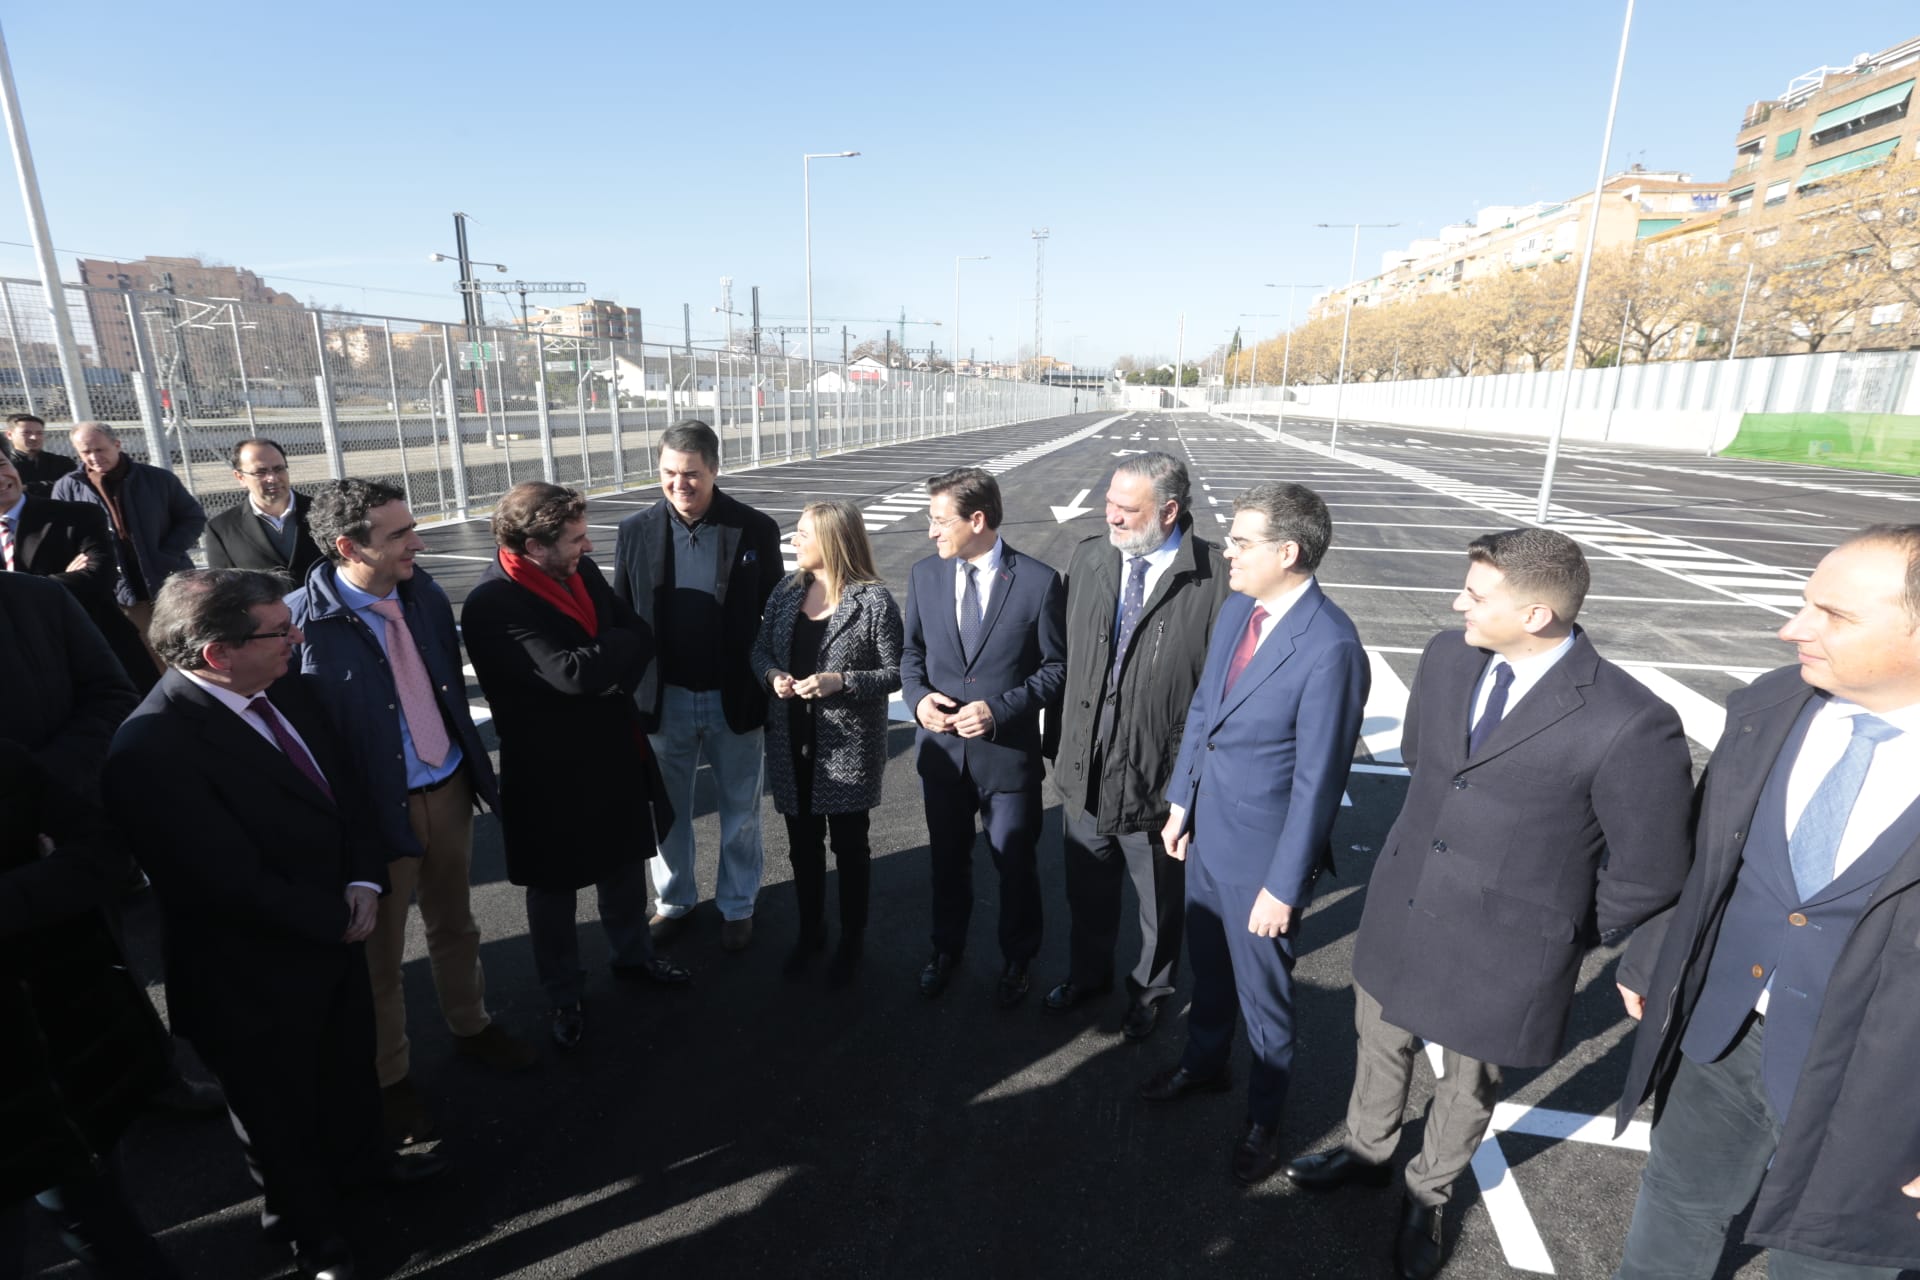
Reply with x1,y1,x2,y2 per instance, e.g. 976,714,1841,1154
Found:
1108,523,1167,557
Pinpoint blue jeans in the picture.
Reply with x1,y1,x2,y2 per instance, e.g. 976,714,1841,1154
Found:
1615,1016,1900,1280
647,685,765,921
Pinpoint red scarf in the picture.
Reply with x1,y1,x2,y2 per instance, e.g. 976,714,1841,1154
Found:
499,549,599,635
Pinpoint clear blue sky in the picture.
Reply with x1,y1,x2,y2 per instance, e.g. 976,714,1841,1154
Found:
3,2,1916,367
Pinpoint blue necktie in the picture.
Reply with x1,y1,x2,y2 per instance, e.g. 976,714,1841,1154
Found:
1788,713,1902,902
958,562,984,662
1468,661,1515,756
1110,555,1150,686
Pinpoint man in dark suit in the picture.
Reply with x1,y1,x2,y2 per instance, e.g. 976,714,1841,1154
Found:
4,413,76,497
103,569,443,1280
1286,527,1695,1279
1612,525,1920,1280
901,466,1066,1007
1043,452,1233,1039
1141,481,1368,1186
612,420,783,951
203,438,325,579
0,456,158,694
0,571,136,793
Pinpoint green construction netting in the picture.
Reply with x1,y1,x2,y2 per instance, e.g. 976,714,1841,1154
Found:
1721,412,1920,475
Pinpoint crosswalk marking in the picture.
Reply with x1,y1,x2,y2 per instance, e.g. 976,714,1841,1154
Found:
1362,651,1409,763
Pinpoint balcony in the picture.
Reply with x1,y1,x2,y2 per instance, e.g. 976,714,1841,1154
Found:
1729,161,1761,179
1742,100,1776,130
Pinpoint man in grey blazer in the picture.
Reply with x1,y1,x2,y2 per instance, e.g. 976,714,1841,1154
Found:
1287,528,1695,1280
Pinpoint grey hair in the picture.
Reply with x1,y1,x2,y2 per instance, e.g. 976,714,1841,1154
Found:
1231,482,1333,572
68,420,120,443
1113,451,1190,516
150,569,289,671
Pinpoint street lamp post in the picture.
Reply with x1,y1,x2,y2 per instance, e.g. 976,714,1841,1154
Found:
1263,283,1324,438
1238,309,1290,423
1314,223,1399,457
954,254,989,376
1538,0,1636,522
803,150,860,459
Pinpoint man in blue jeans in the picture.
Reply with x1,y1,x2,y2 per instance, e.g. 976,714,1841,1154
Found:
613,422,784,951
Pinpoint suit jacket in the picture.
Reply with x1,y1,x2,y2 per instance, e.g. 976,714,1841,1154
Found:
750,577,903,815
1351,628,1695,1067
0,572,138,796
1615,666,1920,1269
1166,581,1368,907
102,670,387,1041
203,492,325,580
899,542,1067,795
610,489,784,735
51,461,207,604
11,449,76,499
11,495,156,693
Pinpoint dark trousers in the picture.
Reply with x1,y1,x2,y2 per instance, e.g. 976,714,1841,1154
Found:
1615,1016,1899,1280
923,771,1043,963
0,1151,179,1280
190,958,386,1247
1181,848,1296,1126
784,810,872,938
1062,802,1184,1000
525,857,654,1008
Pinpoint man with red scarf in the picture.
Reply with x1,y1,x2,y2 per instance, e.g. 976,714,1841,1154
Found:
461,482,687,1051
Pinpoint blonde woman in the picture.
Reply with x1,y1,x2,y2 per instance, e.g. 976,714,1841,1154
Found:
751,500,903,984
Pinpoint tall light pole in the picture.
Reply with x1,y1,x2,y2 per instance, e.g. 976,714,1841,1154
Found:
1537,0,1635,523
1264,283,1324,437
953,254,988,373
1314,223,1399,457
803,150,859,457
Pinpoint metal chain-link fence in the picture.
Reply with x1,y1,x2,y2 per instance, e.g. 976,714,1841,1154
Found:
0,277,1102,520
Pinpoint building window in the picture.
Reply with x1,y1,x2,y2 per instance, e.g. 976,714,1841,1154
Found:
1764,180,1791,207
1869,302,1907,327
1756,229,1782,248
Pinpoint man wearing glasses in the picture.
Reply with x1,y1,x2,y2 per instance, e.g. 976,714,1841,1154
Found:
1141,481,1369,1187
204,438,325,579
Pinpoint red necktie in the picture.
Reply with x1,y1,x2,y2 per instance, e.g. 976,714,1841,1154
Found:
1223,605,1270,692
248,696,335,803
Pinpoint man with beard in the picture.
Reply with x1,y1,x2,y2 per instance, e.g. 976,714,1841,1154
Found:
204,439,325,579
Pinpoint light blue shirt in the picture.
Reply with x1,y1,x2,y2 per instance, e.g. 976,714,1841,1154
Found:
334,573,463,790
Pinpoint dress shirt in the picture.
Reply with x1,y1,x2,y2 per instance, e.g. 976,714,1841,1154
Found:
1245,576,1317,656
251,495,295,534
333,573,463,790
1111,526,1183,633
1469,633,1576,727
1784,694,1920,879
953,537,1005,627
179,669,379,893
0,492,23,570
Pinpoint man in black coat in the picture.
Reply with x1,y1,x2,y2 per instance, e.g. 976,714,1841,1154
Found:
103,569,443,1280
1286,528,1695,1280
203,438,325,579
1042,452,1232,1039
1613,525,1920,1279
611,421,783,951
465,483,686,1052
0,572,137,795
3,413,76,497
0,455,158,694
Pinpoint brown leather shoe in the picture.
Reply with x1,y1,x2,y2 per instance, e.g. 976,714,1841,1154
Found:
380,1077,435,1147
648,912,691,944
453,1023,538,1073
720,916,754,952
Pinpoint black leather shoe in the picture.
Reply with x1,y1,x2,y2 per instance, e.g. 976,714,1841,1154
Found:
1287,1146,1395,1192
146,1073,226,1116
550,1004,584,1050
1139,1064,1232,1103
1232,1121,1284,1185
370,1151,448,1187
782,931,827,977
380,1076,436,1147
827,933,863,988
1120,997,1164,1042
919,953,957,999
612,957,692,986
1394,1196,1446,1280
290,1235,356,1280
1042,978,1112,1014
996,961,1031,1009
648,912,691,945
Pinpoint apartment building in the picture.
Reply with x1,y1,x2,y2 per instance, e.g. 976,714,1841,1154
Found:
528,299,643,341
75,255,299,371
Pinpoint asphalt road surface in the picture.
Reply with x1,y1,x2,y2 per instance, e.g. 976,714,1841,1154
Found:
39,410,1920,1279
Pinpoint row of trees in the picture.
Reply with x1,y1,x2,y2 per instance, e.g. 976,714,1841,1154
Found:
1223,156,1920,387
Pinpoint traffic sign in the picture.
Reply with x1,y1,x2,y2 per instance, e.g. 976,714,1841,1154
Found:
548,360,577,372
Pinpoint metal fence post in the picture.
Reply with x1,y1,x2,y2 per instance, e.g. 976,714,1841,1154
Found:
122,292,169,471
439,327,470,519
608,342,625,491
381,321,413,509
534,339,557,483
311,312,346,479
1,282,33,416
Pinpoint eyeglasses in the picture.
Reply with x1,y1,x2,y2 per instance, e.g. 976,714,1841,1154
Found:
927,514,965,531
236,466,289,478
1221,534,1281,554
240,627,294,643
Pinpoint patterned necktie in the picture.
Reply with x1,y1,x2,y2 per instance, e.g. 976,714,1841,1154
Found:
959,561,984,661
1788,713,1903,901
0,514,13,571
1223,605,1270,693
1110,555,1151,686
1468,661,1516,756
369,599,451,768
248,696,335,802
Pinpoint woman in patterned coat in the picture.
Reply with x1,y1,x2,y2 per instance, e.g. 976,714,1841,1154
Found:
750,500,903,984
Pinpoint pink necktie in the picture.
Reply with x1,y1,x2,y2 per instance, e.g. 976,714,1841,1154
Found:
1224,605,1270,692
0,514,14,571
369,599,451,768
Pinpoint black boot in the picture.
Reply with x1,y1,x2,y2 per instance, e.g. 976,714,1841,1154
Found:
827,932,863,987
782,926,826,977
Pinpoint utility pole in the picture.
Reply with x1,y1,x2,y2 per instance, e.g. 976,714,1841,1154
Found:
719,277,734,348
1031,228,1049,376
452,213,478,334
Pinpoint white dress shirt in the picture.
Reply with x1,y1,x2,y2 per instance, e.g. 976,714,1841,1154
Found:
1112,527,1183,630
250,494,295,534
953,537,1004,627
1469,632,1577,728
1245,576,1317,655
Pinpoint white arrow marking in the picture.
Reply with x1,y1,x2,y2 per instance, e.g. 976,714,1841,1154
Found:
1112,449,1145,457
1051,488,1097,523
